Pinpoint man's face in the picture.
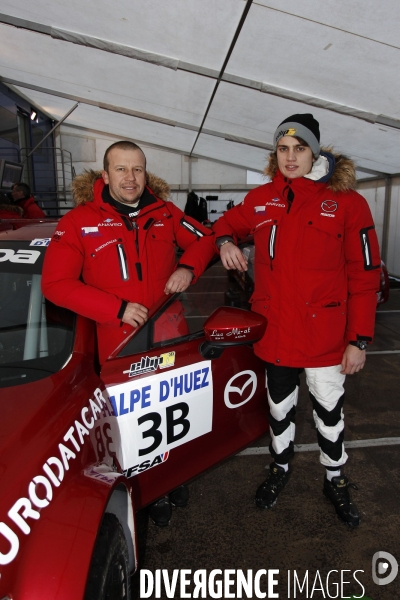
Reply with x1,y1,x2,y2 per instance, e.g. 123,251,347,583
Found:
102,148,146,205
276,136,314,179
11,186,23,201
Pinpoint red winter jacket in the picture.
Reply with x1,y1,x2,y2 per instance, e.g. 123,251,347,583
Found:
213,153,381,367
42,171,215,363
17,196,46,218
0,204,23,219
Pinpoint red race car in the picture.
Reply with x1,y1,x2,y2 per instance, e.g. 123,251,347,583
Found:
0,222,269,599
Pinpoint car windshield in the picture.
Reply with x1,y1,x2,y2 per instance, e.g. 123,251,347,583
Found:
0,241,75,388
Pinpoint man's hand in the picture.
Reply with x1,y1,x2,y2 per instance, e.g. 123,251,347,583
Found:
122,302,148,328
340,344,366,375
164,267,194,295
220,242,248,272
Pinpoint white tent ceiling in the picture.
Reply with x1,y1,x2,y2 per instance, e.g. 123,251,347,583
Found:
0,0,399,176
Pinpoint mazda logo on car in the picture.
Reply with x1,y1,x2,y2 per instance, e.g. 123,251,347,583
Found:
321,200,338,213
224,370,257,408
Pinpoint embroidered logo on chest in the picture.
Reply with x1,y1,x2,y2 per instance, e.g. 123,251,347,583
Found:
321,200,338,213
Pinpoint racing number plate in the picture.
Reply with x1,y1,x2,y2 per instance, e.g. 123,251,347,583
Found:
104,361,213,474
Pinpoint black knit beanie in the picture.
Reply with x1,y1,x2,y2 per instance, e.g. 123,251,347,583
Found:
273,113,320,157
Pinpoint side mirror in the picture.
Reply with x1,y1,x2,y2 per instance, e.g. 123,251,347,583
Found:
201,307,267,358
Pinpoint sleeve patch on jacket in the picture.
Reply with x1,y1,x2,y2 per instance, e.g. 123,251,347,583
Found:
52,230,65,242
360,226,380,271
180,218,204,237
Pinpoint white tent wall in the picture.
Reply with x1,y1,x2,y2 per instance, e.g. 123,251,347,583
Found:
58,127,251,212
357,177,400,278
356,181,386,252
386,177,400,278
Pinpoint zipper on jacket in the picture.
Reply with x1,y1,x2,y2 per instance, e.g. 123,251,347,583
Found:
269,224,277,270
283,185,294,213
117,244,129,281
135,263,143,281
135,226,139,256
128,220,139,256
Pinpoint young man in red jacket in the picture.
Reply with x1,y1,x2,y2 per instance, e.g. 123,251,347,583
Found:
11,183,46,218
213,114,381,527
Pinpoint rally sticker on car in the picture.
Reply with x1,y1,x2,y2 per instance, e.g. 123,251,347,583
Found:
29,238,51,246
0,249,41,263
105,361,213,473
123,351,176,377
122,451,170,478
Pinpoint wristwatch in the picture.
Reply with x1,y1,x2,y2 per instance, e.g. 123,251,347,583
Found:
216,237,235,249
349,340,368,351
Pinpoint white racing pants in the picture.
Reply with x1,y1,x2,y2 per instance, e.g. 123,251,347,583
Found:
265,362,348,468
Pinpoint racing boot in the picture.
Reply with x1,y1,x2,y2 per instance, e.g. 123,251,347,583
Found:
149,496,172,527
255,463,291,509
323,475,360,527
169,484,189,507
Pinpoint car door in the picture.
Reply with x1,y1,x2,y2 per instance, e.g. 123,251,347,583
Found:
99,257,269,509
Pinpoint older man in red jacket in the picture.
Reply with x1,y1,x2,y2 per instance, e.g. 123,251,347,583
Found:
42,140,215,364
42,140,216,526
213,114,381,527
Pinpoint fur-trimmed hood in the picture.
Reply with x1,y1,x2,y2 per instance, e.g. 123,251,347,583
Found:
264,148,357,193
71,170,170,206
0,203,23,216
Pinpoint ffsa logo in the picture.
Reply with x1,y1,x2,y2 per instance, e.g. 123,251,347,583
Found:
372,551,398,586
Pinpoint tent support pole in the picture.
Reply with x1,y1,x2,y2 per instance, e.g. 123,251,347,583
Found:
381,176,392,264
188,156,192,192
25,102,80,160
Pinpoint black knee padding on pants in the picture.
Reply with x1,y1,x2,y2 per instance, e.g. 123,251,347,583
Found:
266,362,301,403
269,440,294,463
309,391,345,427
268,406,296,437
316,429,344,462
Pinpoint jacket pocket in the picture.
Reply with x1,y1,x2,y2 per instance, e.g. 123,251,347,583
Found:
302,220,344,270
84,238,128,288
269,225,278,261
305,304,346,358
253,220,280,266
116,243,130,281
250,294,271,319
147,221,176,280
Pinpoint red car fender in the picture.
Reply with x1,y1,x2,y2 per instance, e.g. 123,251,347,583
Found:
7,471,135,600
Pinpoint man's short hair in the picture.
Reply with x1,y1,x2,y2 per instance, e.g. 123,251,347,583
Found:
103,141,146,171
13,182,31,197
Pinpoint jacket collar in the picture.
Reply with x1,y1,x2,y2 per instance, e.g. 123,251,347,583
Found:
101,184,158,216
272,169,327,197
92,178,165,218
